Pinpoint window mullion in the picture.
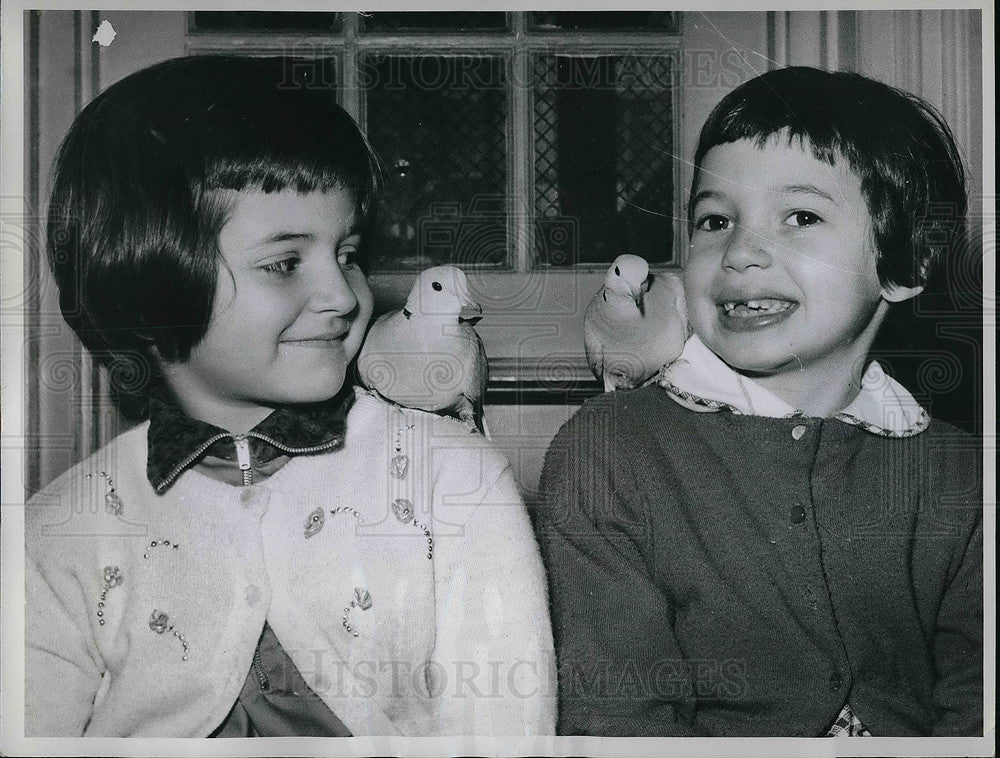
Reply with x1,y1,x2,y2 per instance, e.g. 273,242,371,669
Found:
509,11,529,272
341,12,361,122
510,42,531,272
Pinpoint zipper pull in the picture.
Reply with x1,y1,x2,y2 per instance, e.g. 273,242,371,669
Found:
233,435,253,486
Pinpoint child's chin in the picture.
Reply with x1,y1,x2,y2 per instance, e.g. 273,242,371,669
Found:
722,353,799,377
279,374,348,404
708,341,787,376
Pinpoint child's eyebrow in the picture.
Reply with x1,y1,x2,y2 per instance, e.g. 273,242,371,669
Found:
257,232,316,246
254,224,362,247
691,189,726,208
776,184,836,203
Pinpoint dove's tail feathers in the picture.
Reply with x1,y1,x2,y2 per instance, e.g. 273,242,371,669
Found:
604,369,643,393
458,408,491,439
458,397,489,437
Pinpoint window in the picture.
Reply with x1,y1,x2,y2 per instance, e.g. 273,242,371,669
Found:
188,11,682,393
188,11,682,274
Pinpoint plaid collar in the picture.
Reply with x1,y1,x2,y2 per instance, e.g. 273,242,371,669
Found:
146,385,354,493
658,335,929,438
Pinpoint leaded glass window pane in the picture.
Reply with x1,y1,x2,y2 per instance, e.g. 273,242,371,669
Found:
363,54,508,270
529,12,678,32
191,12,341,32
533,54,676,266
361,12,507,32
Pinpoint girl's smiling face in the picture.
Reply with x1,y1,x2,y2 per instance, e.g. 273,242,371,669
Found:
685,136,919,409
161,188,374,431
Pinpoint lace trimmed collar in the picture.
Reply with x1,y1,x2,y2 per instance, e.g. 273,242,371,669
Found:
657,335,929,438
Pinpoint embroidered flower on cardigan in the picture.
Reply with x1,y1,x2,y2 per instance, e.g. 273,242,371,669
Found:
390,454,409,479
342,587,373,637
97,565,124,626
304,507,325,538
149,610,170,634
391,498,413,523
87,470,125,516
389,411,432,558
149,610,190,660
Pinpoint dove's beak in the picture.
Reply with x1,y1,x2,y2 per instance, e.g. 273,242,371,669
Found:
626,274,653,315
625,276,650,305
459,301,483,324
452,270,483,323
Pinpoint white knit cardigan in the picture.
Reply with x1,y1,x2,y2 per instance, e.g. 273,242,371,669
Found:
25,389,556,737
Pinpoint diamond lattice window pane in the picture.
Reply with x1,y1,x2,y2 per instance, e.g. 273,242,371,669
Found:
533,54,676,266
363,55,508,270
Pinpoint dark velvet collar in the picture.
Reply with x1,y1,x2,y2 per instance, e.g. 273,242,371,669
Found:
146,385,354,493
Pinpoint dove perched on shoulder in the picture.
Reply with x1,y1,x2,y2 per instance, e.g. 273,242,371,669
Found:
584,253,689,392
358,265,489,434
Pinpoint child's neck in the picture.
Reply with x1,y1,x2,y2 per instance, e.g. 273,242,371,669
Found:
158,371,277,434
750,359,865,418
196,403,274,435
164,389,274,434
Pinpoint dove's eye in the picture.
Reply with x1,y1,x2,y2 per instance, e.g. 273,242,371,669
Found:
432,281,443,291
614,266,620,276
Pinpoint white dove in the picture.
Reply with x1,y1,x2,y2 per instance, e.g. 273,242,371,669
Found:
584,253,689,392
358,265,489,434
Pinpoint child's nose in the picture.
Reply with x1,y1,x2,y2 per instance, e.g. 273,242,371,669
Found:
308,262,359,315
721,223,773,271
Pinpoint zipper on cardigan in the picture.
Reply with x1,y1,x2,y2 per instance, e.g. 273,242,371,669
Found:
245,432,343,455
233,435,253,487
251,643,270,692
155,430,342,493
155,432,231,492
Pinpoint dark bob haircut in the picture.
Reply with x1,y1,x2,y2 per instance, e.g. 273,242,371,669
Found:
47,55,381,416
689,66,967,291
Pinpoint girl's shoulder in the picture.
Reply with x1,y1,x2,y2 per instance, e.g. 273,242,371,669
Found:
344,387,513,482
25,422,152,543
557,384,693,440
349,386,505,447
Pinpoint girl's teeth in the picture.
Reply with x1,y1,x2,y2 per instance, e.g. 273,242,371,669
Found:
722,299,793,315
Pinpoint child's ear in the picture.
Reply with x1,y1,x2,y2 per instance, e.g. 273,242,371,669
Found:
881,258,928,303
881,282,924,303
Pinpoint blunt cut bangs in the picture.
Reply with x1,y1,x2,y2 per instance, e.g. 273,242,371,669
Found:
689,66,967,290
46,55,380,417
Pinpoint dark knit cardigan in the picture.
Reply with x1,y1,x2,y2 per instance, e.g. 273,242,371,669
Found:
535,386,983,737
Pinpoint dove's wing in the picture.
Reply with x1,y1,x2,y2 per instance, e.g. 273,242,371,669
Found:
639,271,689,368
469,326,489,436
586,288,650,389
583,291,609,383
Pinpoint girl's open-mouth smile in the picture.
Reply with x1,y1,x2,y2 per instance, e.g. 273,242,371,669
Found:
718,298,799,331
